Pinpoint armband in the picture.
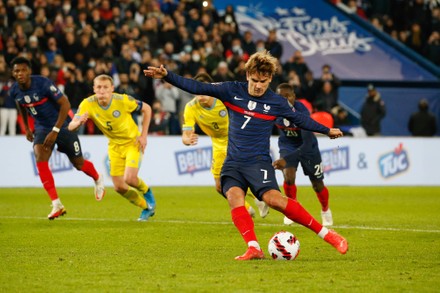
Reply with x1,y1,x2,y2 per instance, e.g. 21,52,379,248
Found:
52,126,60,133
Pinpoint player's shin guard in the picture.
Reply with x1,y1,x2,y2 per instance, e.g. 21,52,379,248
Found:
231,206,258,244
81,160,99,181
316,186,329,211
122,187,147,209
283,198,323,234
36,161,58,200
283,182,297,200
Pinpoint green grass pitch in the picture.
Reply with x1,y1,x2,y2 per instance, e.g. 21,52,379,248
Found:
1,186,439,292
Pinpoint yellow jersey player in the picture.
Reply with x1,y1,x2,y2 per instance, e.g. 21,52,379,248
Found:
181,73,268,218
68,74,156,221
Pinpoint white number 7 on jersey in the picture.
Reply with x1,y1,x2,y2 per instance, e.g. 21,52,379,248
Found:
241,115,252,129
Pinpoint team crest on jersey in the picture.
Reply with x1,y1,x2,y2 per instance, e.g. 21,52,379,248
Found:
50,85,57,93
219,110,227,117
247,101,257,110
263,104,271,113
24,95,31,103
283,118,290,127
113,110,121,118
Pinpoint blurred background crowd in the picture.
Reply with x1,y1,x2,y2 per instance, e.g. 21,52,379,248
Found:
0,0,438,136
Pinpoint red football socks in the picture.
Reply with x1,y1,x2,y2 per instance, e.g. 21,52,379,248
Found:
283,182,297,200
316,186,329,211
81,160,99,181
231,206,258,243
283,198,322,234
36,161,58,200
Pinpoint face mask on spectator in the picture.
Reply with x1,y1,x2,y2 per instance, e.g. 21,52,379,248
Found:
192,54,201,62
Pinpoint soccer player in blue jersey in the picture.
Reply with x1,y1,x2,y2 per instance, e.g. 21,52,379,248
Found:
273,83,333,227
144,50,348,260
10,56,105,220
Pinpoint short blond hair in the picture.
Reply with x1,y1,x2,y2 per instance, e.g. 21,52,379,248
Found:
244,50,278,77
94,74,114,85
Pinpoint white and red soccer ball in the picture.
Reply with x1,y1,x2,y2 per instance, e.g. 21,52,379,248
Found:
268,231,300,260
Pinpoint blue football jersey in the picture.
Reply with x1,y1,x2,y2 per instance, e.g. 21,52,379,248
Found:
164,71,329,163
10,76,69,130
275,101,319,154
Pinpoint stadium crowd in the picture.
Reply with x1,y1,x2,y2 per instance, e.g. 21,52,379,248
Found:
0,0,438,136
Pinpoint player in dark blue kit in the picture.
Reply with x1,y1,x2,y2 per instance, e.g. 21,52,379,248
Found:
10,56,105,220
144,50,348,260
273,83,333,227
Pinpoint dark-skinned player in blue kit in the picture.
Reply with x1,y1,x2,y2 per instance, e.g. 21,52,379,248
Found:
10,56,105,220
144,50,348,260
273,83,333,227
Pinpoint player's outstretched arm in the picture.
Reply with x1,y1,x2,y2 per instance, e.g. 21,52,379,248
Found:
68,113,89,132
328,128,343,139
143,65,168,79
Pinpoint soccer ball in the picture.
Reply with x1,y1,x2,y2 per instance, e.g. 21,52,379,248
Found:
268,231,300,260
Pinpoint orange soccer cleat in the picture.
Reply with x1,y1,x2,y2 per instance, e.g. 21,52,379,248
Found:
235,246,265,261
324,230,348,254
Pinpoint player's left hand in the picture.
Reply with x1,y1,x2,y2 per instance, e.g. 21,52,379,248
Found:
272,158,287,170
328,128,343,139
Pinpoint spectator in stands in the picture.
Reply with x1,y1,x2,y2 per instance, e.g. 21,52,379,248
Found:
425,31,440,65
242,30,256,56
360,84,386,136
301,70,319,105
314,81,338,114
221,4,238,29
155,80,180,134
283,51,309,82
149,99,170,136
265,29,283,59
317,64,341,101
408,98,437,137
0,61,16,135
212,61,234,82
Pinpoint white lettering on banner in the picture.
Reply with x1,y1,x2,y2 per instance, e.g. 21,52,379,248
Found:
236,6,373,56
379,144,409,179
175,147,212,175
321,146,349,174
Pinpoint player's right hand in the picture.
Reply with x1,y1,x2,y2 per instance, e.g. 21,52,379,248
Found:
272,158,287,170
143,65,167,79
25,129,34,142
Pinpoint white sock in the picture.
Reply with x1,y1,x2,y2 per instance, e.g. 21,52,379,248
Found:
248,241,261,250
52,199,62,207
317,227,329,239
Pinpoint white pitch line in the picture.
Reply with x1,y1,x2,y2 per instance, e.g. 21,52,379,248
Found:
1,216,440,233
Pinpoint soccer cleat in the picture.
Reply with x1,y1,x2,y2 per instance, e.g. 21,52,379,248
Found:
48,205,66,220
321,209,333,226
138,188,156,221
254,198,269,218
143,188,156,210
138,208,155,222
324,230,348,254
247,206,256,218
94,173,106,201
235,246,265,260
283,216,294,226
